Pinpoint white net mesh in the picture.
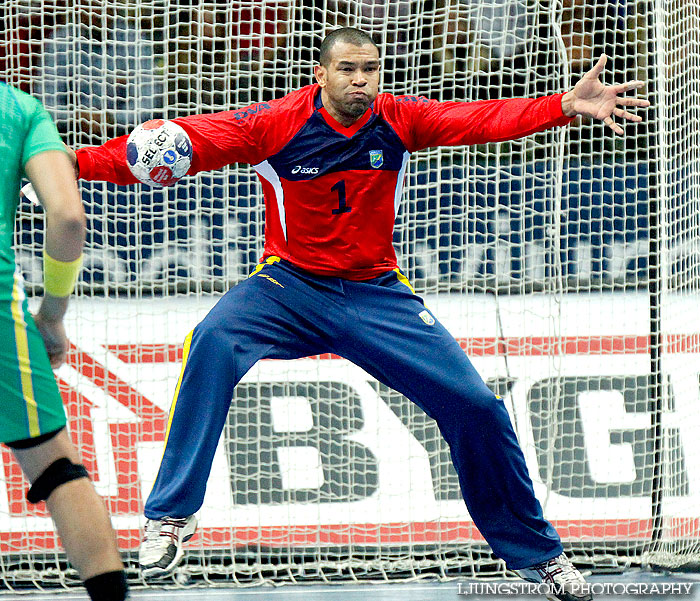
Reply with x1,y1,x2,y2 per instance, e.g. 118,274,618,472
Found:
0,0,698,589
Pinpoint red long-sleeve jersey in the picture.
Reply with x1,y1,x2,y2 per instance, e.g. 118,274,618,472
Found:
76,84,573,280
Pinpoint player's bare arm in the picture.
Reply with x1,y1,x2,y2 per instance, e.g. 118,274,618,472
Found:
24,149,86,367
561,54,651,134
64,144,79,177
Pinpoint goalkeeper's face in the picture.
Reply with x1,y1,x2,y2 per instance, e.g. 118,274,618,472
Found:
315,42,380,124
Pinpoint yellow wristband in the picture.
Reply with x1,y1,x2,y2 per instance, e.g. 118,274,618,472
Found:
43,251,83,298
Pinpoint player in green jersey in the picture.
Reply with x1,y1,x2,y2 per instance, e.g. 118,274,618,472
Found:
0,82,129,601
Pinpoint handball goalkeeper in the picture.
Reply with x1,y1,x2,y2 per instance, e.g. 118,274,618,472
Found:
72,28,648,600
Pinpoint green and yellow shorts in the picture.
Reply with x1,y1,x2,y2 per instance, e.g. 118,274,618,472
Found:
0,278,66,445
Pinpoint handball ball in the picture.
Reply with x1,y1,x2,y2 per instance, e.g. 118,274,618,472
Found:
126,119,192,187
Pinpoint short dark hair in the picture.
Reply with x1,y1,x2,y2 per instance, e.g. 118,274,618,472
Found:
319,28,379,66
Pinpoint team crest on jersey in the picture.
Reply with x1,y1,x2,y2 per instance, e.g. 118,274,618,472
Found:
419,310,435,326
369,149,383,168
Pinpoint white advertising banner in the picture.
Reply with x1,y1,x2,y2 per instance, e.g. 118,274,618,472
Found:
2,292,699,551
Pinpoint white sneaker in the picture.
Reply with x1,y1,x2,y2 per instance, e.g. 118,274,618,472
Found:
514,553,592,601
139,515,197,580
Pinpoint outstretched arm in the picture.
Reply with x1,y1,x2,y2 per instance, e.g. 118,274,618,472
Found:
561,54,650,134
73,104,277,184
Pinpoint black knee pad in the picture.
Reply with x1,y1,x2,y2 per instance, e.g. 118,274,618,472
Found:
27,458,89,504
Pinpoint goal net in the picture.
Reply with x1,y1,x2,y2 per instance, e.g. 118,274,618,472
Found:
1,0,698,589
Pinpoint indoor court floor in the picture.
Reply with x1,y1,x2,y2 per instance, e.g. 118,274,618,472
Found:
3,571,700,601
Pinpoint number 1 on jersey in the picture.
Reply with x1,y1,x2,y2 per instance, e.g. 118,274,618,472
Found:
331,180,352,214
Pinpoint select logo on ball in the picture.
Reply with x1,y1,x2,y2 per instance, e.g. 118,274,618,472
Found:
154,131,170,147
141,146,159,166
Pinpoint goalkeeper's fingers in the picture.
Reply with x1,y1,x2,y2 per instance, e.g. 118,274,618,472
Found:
613,107,642,123
589,54,607,78
604,116,624,135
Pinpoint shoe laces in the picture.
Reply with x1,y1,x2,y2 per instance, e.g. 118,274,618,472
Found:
142,517,190,546
536,555,585,587
142,519,163,545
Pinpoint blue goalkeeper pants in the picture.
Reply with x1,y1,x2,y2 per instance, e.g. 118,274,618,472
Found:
145,257,562,569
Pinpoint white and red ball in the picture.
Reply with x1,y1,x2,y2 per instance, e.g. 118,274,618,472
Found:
126,119,192,187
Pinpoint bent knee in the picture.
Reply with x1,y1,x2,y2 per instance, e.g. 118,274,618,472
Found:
446,384,507,424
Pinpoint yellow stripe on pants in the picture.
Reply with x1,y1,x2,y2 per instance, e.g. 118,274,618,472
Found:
163,329,194,450
11,276,39,438
149,329,195,497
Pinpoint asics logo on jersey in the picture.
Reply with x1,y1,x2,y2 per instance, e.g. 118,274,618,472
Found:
291,165,319,175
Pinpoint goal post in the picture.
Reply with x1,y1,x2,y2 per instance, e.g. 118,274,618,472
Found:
1,0,699,588
642,0,700,570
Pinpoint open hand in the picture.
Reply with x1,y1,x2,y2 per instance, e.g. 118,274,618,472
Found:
561,55,651,134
